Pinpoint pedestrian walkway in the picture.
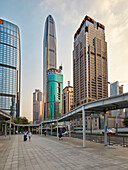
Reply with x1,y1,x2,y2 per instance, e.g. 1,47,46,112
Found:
0,135,128,170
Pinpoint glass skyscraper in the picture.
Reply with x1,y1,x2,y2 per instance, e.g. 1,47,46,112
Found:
43,15,57,119
47,68,63,119
0,19,21,118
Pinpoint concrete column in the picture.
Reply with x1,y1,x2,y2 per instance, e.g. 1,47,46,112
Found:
9,119,11,140
17,126,18,134
82,106,86,148
104,112,107,146
5,122,6,137
51,124,52,136
13,125,15,135
57,121,58,137
69,121,71,137
2,124,3,134
41,124,42,136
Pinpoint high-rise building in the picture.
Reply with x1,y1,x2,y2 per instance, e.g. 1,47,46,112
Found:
110,81,123,97
33,89,44,123
62,81,73,115
110,81,124,117
47,66,63,119
73,15,108,108
43,15,57,119
0,19,21,118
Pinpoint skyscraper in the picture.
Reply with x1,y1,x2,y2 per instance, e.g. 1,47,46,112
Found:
73,15,108,108
33,89,44,123
43,15,57,119
0,19,21,118
110,81,124,117
47,67,63,119
62,81,73,115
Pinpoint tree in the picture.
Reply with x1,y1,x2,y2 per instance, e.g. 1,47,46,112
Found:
123,117,128,127
12,117,29,124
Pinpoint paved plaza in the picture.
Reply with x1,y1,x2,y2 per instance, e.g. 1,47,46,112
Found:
0,134,128,170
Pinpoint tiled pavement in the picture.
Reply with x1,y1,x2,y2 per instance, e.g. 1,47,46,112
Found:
0,134,128,170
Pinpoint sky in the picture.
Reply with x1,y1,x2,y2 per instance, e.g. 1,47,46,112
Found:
1,0,128,121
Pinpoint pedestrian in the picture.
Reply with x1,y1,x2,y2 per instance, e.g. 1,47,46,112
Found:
28,131,32,142
24,130,27,141
44,130,46,136
59,131,62,140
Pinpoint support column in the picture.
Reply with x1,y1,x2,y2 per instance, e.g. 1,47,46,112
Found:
51,124,52,136
104,112,107,146
17,126,18,134
2,124,3,134
82,106,86,148
5,122,7,137
41,123,42,136
9,119,11,140
13,125,15,135
69,121,71,137
57,121,58,137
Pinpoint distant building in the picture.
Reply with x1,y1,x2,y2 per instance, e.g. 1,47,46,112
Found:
73,15,108,108
33,89,44,123
0,19,21,118
110,81,124,117
47,66,63,119
62,81,73,115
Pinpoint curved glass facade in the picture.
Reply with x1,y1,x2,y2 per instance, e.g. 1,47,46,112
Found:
0,19,21,118
47,69,63,119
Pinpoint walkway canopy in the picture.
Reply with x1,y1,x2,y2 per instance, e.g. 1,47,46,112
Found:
0,110,12,121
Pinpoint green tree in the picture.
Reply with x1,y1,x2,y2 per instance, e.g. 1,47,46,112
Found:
123,117,128,127
12,117,29,124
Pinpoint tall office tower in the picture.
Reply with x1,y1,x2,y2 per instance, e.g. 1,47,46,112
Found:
73,15,108,108
0,19,21,118
62,81,73,115
43,15,57,119
33,89,44,123
47,66,63,120
110,81,124,117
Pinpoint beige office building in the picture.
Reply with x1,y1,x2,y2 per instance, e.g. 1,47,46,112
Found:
33,89,44,123
73,16,108,108
62,82,73,115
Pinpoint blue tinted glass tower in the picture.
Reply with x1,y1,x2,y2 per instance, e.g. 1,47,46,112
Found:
43,15,57,119
0,19,21,118
47,67,63,119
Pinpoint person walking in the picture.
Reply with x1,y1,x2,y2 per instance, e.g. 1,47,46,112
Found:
28,131,32,142
44,130,46,136
59,131,62,140
24,130,27,141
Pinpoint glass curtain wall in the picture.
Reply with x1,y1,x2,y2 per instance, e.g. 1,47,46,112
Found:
0,19,21,118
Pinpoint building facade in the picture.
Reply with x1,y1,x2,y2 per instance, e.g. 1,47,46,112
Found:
73,16,108,108
43,15,57,119
110,81,124,117
33,89,44,123
62,81,73,115
0,19,21,118
47,67,63,120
